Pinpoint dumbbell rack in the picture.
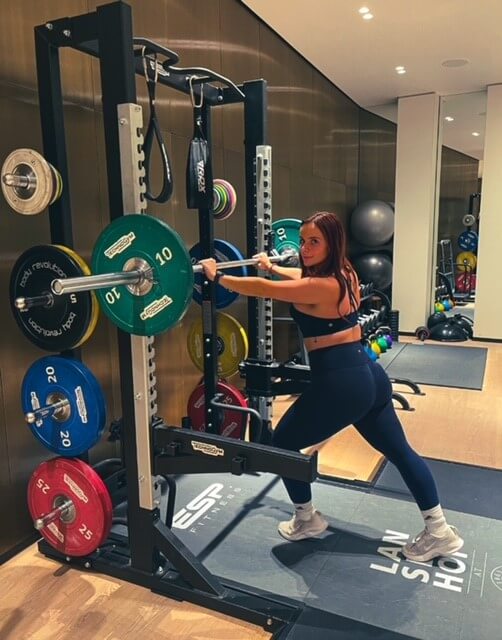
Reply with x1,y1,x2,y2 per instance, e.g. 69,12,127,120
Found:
32,1,314,634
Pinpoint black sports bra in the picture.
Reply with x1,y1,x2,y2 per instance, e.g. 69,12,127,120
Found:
289,304,358,338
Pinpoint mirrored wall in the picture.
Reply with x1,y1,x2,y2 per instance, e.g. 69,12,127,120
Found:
436,90,486,332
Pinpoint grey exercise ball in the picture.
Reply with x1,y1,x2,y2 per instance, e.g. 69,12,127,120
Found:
350,200,394,246
353,253,393,290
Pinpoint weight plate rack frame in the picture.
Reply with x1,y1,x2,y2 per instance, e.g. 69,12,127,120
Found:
32,2,308,634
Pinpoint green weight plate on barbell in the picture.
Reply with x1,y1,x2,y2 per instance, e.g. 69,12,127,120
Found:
92,214,194,335
272,218,302,255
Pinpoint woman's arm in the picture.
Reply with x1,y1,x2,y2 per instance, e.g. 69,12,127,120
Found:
254,252,301,280
200,258,338,304
267,264,302,280
218,273,335,303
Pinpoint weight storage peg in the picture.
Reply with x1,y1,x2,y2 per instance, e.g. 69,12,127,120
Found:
47,215,297,336
1,148,63,215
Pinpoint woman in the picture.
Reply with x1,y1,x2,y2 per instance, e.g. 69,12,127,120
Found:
199,211,463,562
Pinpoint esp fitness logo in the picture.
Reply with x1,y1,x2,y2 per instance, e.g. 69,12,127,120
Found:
172,482,242,532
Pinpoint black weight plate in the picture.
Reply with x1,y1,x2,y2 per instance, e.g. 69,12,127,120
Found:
10,245,94,351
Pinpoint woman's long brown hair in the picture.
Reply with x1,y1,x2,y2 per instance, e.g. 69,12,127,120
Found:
300,211,359,314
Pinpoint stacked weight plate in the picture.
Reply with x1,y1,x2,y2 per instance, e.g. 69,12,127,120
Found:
1,148,63,215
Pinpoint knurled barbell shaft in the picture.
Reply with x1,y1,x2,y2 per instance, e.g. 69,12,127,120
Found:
52,269,145,295
25,398,70,424
2,173,37,189
34,499,74,531
15,293,53,311
51,251,298,296
192,251,296,273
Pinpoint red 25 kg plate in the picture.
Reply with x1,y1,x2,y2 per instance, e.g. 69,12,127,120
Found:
27,457,113,557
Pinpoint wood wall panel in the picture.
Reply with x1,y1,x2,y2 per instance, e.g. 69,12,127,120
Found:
0,0,394,561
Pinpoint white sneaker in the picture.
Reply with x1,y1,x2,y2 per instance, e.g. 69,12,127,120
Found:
278,510,328,541
402,525,464,562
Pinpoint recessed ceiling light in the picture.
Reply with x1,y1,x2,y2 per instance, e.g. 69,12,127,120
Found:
396,68,406,75
358,6,370,14
363,12,374,20
472,132,480,136
442,59,469,68
444,116,454,122
395,66,405,71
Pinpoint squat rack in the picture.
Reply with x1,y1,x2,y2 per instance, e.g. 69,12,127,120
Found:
33,1,315,633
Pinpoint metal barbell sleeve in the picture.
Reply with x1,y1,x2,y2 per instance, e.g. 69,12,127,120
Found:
52,269,146,295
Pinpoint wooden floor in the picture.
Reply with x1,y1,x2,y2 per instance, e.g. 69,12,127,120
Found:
272,396,384,481
0,544,271,640
2,331,501,639
396,336,502,469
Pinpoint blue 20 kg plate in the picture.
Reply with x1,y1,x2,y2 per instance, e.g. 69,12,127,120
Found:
190,239,248,309
21,356,106,456
457,230,478,252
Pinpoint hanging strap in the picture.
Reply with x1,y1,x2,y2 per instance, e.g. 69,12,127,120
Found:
189,75,205,137
142,50,173,203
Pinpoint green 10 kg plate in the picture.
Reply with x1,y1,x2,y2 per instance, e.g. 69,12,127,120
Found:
272,218,302,256
92,214,194,335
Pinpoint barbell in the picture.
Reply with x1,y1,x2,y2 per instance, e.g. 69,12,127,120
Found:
51,250,294,294
14,214,299,336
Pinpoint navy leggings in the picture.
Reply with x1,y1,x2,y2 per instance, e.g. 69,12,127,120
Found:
272,342,439,510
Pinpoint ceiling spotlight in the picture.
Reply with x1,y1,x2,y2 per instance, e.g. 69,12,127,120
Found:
363,13,374,20
472,132,480,137
395,66,404,71
358,6,370,14
444,116,454,122
396,68,406,75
